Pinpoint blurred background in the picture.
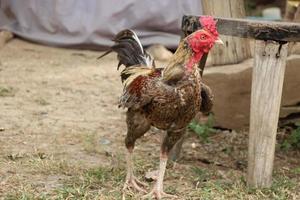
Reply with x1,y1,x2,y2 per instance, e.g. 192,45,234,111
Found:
0,0,299,49
0,0,299,199
0,0,203,49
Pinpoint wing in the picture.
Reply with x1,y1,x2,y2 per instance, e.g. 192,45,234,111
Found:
119,67,163,109
200,82,213,114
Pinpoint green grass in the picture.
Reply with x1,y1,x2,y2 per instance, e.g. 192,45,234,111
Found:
2,163,299,200
0,86,14,97
188,114,217,142
2,184,48,200
281,123,300,150
53,166,125,200
188,174,298,200
291,167,300,175
192,167,211,183
1,125,299,200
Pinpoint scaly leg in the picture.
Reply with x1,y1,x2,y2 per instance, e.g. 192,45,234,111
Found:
123,148,147,194
142,128,185,199
122,109,150,199
142,152,178,199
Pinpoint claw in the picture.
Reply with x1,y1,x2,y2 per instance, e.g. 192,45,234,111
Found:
134,176,148,187
142,187,178,199
142,153,177,199
123,176,147,193
122,176,148,200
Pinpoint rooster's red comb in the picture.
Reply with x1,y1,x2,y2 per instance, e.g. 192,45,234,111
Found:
199,16,218,38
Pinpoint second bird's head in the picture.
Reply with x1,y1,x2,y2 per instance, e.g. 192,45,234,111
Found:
185,16,223,54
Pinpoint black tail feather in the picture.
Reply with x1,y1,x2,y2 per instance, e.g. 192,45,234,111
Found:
97,50,112,60
98,29,154,69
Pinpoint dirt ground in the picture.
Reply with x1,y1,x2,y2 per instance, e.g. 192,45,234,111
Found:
0,39,299,200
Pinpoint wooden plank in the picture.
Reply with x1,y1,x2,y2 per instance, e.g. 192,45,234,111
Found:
182,15,300,42
247,40,288,187
202,0,251,65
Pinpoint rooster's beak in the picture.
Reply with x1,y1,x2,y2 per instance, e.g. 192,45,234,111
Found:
215,37,224,45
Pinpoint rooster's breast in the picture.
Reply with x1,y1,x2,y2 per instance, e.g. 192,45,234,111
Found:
142,74,201,130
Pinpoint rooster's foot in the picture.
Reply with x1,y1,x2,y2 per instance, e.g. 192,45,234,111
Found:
141,187,177,200
122,175,147,194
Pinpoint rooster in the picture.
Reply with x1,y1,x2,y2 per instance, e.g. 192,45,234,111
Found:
99,16,223,199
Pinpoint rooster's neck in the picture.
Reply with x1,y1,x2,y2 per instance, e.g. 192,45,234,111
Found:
162,42,204,83
167,42,204,70
185,51,204,72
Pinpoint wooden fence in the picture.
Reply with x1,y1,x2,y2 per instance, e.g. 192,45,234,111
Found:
182,15,300,188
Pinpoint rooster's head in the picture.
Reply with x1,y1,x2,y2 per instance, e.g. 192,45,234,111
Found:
183,16,223,71
186,16,223,54
162,16,223,81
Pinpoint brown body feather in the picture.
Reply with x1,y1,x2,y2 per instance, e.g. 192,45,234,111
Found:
124,66,202,154
119,43,204,154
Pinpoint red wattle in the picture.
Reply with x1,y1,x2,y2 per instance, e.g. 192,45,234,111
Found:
186,51,203,71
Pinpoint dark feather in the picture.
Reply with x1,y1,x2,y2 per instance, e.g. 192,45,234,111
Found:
98,29,154,70
97,50,112,60
200,83,213,114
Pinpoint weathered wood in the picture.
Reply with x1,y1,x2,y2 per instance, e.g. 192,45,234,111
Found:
202,0,251,65
182,12,300,189
182,15,300,42
199,55,300,130
247,40,288,187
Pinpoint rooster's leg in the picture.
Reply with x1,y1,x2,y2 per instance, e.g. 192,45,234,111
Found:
123,147,147,194
122,109,150,198
142,152,178,199
142,128,185,199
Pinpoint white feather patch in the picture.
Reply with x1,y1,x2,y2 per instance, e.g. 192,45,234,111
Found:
122,67,153,88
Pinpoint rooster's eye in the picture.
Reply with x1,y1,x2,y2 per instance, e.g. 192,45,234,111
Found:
200,35,206,40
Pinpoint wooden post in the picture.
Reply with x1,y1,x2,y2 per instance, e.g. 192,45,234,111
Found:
202,0,251,65
182,15,300,186
247,40,288,187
